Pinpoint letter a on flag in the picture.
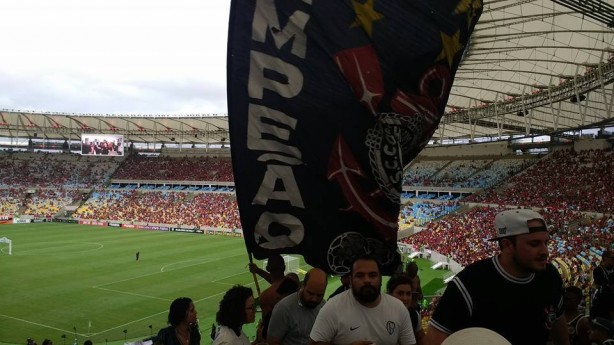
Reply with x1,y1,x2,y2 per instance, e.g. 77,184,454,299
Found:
228,0,482,274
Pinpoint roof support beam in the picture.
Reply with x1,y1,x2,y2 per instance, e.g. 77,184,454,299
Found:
445,58,614,124
551,0,614,27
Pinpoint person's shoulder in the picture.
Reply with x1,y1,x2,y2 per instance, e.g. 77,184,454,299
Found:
329,289,350,302
261,280,284,296
381,294,409,311
276,291,300,308
156,326,174,343
544,262,564,279
157,325,173,335
456,257,494,278
213,325,233,343
321,290,348,310
382,293,402,302
189,325,201,340
468,256,494,268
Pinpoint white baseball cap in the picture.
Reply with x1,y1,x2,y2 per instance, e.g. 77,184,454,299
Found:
489,209,548,241
442,327,511,345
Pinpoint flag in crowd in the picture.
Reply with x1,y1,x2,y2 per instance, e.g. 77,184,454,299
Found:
228,0,482,274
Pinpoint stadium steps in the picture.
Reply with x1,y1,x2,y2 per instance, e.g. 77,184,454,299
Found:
432,160,453,179
16,204,28,215
55,207,69,218
565,215,588,233
453,204,471,215
464,159,495,180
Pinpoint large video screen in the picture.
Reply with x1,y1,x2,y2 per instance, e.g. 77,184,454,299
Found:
81,134,124,156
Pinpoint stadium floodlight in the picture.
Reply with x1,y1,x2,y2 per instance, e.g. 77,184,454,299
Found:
551,0,614,27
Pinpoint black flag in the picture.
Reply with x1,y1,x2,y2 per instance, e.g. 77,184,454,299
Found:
228,0,482,274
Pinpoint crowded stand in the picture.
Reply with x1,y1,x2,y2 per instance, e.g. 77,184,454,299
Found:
74,190,241,229
402,157,536,188
399,201,460,227
112,155,234,182
402,204,613,292
429,159,491,187
21,189,83,218
466,148,614,213
455,157,535,188
402,205,505,266
402,160,448,186
0,152,121,188
0,188,24,216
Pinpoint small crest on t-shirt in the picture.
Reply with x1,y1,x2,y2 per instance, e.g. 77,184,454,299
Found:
386,321,396,335
544,306,556,330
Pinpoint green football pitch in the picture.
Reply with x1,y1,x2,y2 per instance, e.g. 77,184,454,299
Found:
0,223,448,345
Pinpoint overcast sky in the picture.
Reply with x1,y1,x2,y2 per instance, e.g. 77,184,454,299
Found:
0,0,231,115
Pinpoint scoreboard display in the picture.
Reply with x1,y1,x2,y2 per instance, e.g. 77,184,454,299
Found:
81,134,124,156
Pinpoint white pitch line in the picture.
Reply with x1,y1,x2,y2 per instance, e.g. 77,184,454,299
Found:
2,242,104,256
1,264,264,337
211,281,242,286
93,252,244,289
0,313,89,337
94,287,171,302
212,269,258,282
2,256,299,336
90,270,258,336
88,310,168,336
92,270,166,289
160,252,244,272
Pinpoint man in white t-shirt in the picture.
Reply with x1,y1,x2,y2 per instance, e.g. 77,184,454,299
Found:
309,255,416,345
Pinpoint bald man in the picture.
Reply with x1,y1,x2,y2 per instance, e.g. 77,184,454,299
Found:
267,268,328,345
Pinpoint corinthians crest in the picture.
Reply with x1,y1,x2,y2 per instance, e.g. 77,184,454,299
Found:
366,112,423,203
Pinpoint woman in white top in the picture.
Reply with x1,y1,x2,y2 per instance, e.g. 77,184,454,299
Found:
213,285,262,345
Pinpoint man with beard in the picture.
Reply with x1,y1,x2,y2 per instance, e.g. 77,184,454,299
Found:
309,255,416,345
426,209,569,345
267,268,327,345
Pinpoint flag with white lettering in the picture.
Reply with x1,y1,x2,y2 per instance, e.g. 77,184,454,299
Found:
228,0,482,274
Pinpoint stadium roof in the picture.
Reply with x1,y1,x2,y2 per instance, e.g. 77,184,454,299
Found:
441,0,614,141
1,0,613,145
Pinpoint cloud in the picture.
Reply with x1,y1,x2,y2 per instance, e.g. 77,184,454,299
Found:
0,0,231,115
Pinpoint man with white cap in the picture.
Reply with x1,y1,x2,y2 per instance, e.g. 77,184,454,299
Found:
426,208,569,345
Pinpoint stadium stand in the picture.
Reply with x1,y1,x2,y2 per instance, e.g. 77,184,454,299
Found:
465,148,614,213
1,143,612,333
112,155,234,182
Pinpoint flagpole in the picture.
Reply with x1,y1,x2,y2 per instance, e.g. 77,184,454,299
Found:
248,251,261,296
